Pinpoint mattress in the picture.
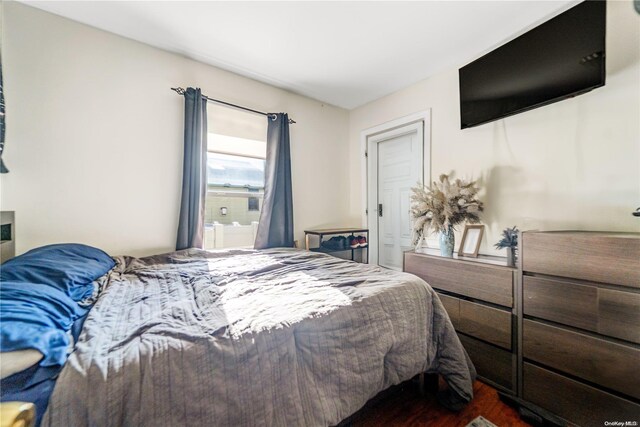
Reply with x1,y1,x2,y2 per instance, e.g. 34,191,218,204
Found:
43,248,475,426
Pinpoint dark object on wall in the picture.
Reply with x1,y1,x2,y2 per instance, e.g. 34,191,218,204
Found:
248,187,260,211
0,211,15,262
176,87,208,251
635,0,640,14
254,113,294,249
0,55,8,173
247,197,259,211
633,207,640,217
459,1,606,129
0,222,11,241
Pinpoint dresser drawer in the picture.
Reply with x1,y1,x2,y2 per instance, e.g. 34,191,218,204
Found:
523,276,597,330
459,300,512,350
522,232,640,288
524,276,640,344
438,293,511,350
523,319,640,400
438,293,460,325
523,363,640,427
599,287,640,344
458,334,513,392
404,252,513,307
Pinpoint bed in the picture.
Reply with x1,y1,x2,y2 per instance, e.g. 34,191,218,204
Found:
1,245,475,426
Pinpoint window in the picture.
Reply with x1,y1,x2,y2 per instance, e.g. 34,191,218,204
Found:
247,188,260,211
205,151,265,226
204,106,267,250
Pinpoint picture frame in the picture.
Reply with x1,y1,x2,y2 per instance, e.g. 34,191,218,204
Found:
458,224,484,257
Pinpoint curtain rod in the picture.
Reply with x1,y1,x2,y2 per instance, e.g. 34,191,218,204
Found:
171,87,296,124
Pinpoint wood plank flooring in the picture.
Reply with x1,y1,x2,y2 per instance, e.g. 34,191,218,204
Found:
344,379,531,427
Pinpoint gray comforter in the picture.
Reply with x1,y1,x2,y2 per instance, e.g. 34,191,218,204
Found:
43,248,475,426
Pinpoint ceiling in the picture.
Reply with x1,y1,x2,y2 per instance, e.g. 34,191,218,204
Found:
21,1,578,109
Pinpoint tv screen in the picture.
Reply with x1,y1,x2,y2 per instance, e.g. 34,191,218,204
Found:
459,1,606,129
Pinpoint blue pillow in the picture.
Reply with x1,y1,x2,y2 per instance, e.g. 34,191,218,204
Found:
0,281,88,367
0,243,115,301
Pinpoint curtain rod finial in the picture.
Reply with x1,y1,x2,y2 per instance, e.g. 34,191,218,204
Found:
171,87,186,95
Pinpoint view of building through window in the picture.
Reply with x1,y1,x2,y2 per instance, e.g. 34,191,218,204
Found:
203,110,267,250
205,151,265,226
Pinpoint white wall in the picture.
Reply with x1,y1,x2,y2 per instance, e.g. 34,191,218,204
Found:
3,2,639,259
1,2,350,256
348,0,640,256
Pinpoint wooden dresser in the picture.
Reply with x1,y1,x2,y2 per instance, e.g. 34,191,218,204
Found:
404,232,640,426
521,231,640,426
404,249,517,394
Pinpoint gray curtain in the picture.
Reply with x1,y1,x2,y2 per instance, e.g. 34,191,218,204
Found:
176,87,207,250
254,113,294,249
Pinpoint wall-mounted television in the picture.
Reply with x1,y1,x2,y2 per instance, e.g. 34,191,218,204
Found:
459,0,606,129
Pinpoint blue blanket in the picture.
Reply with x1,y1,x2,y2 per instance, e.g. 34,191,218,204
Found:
1,243,115,301
0,282,88,367
0,243,114,425
1,311,90,427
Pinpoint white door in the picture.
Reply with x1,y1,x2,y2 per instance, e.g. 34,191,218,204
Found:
369,123,423,270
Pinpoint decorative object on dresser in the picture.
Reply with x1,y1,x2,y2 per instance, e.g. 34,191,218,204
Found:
404,248,517,394
438,225,455,257
0,211,15,262
304,227,369,263
518,231,640,426
410,173,483,257
458,224,484,258
494,226,519,267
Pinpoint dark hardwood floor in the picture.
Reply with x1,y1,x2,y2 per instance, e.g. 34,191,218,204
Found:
344,379,531,427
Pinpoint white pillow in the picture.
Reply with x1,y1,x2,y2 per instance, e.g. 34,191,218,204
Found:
0,349,43,379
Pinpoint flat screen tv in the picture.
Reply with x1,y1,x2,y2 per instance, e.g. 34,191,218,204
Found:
459,0,606,129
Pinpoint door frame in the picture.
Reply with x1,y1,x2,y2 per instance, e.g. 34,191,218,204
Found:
360,110,431,266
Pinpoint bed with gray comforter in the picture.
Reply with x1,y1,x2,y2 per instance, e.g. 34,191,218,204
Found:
43,248,475,426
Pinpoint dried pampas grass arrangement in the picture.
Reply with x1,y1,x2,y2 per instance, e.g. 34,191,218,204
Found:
411,174,484,247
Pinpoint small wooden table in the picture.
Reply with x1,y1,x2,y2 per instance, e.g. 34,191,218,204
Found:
304,227,369,263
